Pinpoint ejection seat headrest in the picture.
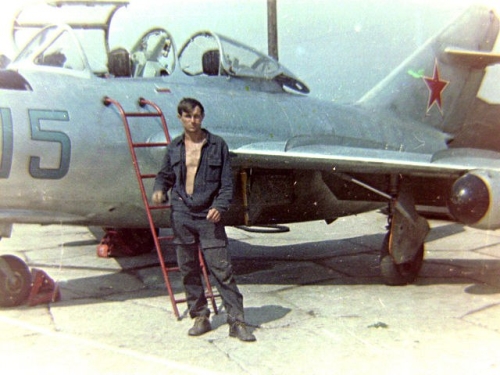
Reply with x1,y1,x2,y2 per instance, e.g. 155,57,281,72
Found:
202,50,220,76
108,48,131,77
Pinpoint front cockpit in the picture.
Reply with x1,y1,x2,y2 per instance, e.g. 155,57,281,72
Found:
3,0,309,94
11,24,94,77
8,1,128,78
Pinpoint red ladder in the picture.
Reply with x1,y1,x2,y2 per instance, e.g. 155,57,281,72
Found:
103,96,218,319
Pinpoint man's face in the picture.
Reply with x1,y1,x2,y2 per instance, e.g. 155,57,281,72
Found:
178,106,204,134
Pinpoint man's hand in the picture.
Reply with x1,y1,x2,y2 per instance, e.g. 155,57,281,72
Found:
206,208,221,223
152,191,166,205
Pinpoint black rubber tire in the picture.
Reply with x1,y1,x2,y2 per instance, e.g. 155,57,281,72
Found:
0,255,32,307
380,233,424,286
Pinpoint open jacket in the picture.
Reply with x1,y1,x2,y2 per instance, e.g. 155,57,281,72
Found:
153,129,234,217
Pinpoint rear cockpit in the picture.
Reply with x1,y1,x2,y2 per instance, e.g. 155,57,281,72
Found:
2,0,309,93
178,31,309,93
129,28,175,78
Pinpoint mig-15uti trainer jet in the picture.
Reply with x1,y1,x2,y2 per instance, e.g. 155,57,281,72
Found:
1,1,500,307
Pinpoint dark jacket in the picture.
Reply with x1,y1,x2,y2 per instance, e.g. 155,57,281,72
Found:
153,129,233,217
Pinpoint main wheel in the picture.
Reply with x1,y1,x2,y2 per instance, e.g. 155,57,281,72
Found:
0,255,32,307
380,233,424,286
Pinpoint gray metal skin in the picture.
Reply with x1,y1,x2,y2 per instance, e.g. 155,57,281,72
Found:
1,2,500,287
1,65,389,228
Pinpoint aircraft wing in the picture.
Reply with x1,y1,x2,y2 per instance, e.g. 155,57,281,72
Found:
233,142,500,178
233,142,500,233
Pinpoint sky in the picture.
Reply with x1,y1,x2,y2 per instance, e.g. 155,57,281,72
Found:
0,0,493,102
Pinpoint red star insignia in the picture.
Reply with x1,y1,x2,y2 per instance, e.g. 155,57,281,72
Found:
423,59,449,114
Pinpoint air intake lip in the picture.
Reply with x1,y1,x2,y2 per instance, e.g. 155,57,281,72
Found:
448,173,489,225
0,70,32,91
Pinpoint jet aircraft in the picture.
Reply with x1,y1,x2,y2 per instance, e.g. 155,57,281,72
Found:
1,0,500,307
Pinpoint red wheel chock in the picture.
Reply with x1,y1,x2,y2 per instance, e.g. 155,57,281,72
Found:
28,268,60,306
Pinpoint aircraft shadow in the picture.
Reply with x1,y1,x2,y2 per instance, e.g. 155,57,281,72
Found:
227,222,500,291
21,222,500,311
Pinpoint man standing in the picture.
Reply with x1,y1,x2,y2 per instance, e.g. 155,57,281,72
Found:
152,97,256,342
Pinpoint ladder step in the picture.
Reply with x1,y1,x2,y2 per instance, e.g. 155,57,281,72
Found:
158,235,174,242
124,112,162,118
148,205,170,211
140,173,156,179
175,296,188,304
173,294,218,304
132,142,169,148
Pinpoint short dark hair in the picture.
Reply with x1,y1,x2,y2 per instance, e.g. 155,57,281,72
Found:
177,97,205,116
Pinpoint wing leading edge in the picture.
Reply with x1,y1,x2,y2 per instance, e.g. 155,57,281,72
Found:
232,143,500,178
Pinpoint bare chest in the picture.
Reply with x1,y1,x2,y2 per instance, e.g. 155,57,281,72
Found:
185,141,204,168
184,139,206,195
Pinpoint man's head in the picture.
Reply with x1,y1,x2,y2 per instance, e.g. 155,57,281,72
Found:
177,97,205,117
177,97,205,136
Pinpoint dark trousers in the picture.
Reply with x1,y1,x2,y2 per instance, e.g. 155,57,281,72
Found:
172,211,244,323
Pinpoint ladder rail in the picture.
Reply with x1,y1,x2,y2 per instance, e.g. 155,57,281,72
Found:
138,97,172,144
103,96,181,317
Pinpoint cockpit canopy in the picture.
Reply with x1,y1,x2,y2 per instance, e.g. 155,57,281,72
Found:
7,0,309,93
178,31,309,93
11,24,94,76
10,1,129,76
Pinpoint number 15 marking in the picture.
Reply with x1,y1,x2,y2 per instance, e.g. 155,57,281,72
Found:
29,109,71,179
0,108,13,178
0,108,71,179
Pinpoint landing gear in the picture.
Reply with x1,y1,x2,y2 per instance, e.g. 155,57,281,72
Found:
380,233,424,285
380,180,429,286
338,173,429,285
0,255,32,307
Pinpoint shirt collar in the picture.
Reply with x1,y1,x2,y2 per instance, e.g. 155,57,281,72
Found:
178,129,211,145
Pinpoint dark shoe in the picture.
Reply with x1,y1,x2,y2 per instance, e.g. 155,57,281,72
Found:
229,321,256,342
188,317,211,336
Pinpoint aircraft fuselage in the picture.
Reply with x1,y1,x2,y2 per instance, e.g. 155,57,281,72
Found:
0,69,449,229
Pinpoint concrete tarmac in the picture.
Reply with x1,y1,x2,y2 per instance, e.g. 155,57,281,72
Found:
0,210,499,374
